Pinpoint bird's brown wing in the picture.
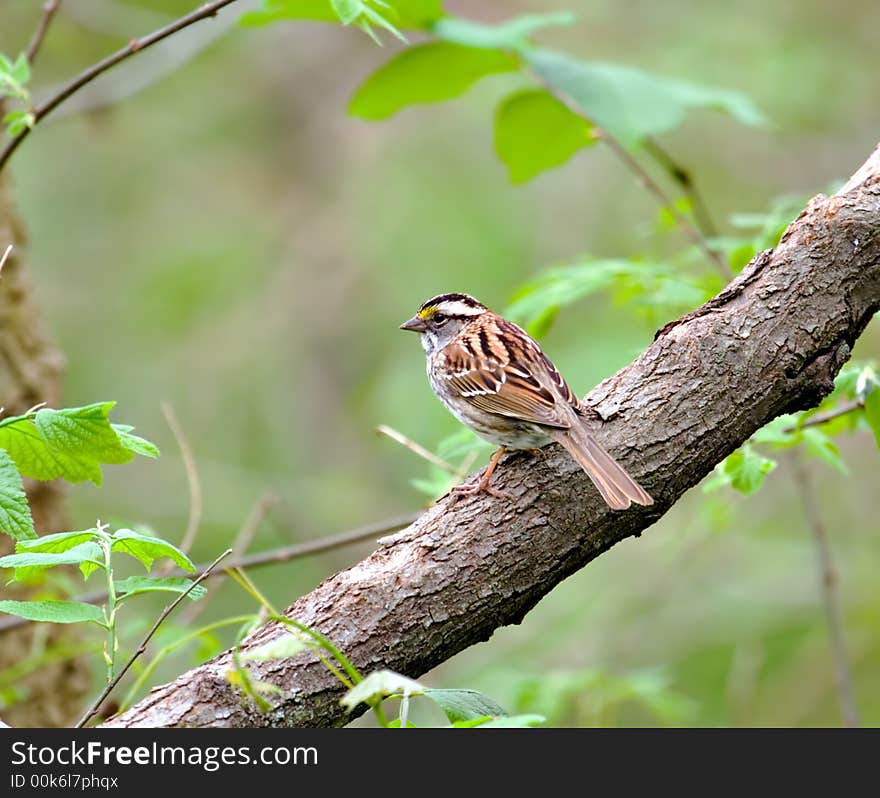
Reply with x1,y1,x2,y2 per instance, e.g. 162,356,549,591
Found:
440,317,579,429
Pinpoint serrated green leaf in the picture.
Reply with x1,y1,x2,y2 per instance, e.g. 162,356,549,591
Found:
434,12,575,52
527,49,765,148
16,529,97,553
0,449,34,541
112,424,160,458
115,576,206,602
349,42,516,120
865,389,880,449
241,630,311,661
423,687,508,722
0,599,106,626
704,446,776,495
0,542,103,574
34,403,133,484
494,89,597,183
0,403,154,486
111,529,195,573
341,669,425,711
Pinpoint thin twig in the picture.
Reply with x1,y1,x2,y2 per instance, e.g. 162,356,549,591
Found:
160,401,202,558
176,491,278,627
0,0,241,174
643,137,718,238
790,453,860,728
76,548,232,728
0,244,12,275
526,68,731,280
376,424,458,473
25,0,63,65
598,131,732,280
785,399,864,432
0,512,419,634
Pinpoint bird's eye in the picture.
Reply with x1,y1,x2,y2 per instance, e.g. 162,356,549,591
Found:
433,313,447,325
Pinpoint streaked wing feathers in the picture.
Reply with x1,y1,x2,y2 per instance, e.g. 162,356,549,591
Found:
440,316,578,429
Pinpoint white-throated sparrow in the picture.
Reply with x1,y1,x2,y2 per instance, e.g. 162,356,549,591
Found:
400,293,653,510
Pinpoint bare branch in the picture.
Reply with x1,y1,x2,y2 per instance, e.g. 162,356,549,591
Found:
0,243,12,275
786,398,863,432
0,0,241,175
790,453,860,727
25,0,63,65
160,401,202,558
643,137,719,238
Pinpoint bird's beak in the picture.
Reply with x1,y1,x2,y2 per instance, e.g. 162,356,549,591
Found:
399,315,428,333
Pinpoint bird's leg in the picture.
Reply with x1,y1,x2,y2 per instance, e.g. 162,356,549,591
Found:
449,446,511,503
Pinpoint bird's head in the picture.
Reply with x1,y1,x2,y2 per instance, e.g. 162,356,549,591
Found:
400,293,488,354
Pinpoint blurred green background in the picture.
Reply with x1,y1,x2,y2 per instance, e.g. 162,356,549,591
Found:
1,0,878,726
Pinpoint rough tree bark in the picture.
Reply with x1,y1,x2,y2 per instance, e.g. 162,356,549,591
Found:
0,175,90,727
106,144,880,729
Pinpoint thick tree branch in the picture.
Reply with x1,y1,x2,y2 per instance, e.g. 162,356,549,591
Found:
106,144,880,728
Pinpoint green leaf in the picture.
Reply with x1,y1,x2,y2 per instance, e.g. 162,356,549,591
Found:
423,688,508,722
703,445,776,495
3,109,34,137
0,449,35,541
241,630,311,661
433,12,576,52
0,599,106,626
331,0,361,24
111,529,196,573
526,49,765,148
467,714,546,728
0,542,104,575
16,529,97,553
494,89,597,183
349,42,516,120
865,389,880,448
115,576,207,602
112,424,160,458
0,402,157,486
341,669,425,711
242,0,440,31
11,53,30,84
505,259,720,331
801,428,848,474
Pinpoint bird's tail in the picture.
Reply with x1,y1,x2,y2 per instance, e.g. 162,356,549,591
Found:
550,421,653,510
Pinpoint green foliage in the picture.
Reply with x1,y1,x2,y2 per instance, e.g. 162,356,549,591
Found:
0,599,106,626
241,629,310,661
509,668,695,726
241,0,441,40
0,450,34,541
505,258,722,337
0,402,158,487
341,669,425,710
423,687,508,723
432,12,576,52
0,524,205,687
349,43,516,120
110,529,196,573
494,89,597,183
527,49,765,149
115,576,207,603
703,445,777,495
0,52,34,137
